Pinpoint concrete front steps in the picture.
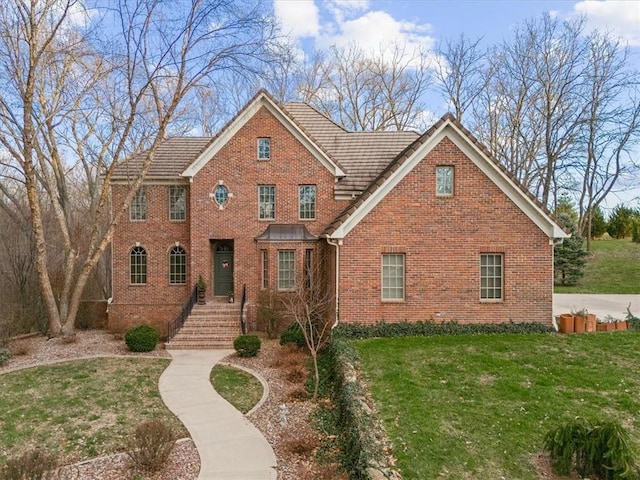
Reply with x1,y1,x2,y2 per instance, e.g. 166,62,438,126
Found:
165,301,244,350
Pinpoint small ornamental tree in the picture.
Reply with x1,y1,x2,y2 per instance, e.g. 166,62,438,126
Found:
281,250,334,402
554,212,588,286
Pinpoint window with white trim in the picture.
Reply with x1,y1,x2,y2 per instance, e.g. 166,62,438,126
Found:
261,249,268,290
299,185,316,220
259,185,275,220
382,253,404,301
304,248,313,290
130,246,147,284
436,166,454,196
130,188,146,221
480,253,503,301
258,138,271,160
169,245,186,284
278,250,295,291
169,186,186,221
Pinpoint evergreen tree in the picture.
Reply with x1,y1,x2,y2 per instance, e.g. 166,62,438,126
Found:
554,213,588,286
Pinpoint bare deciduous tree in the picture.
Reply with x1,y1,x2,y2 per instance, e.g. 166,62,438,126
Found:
299,42,433,131
0,0,284,336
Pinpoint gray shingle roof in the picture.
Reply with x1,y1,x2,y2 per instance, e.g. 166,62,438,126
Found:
111,137,211,179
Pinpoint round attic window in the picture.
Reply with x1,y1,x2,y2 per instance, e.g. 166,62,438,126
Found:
213,184,229,207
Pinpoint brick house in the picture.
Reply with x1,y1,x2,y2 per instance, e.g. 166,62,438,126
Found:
108,90,567,338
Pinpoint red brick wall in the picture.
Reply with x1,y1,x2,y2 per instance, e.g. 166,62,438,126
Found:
109,183,191,334
337,137,553,325
188,106,348,306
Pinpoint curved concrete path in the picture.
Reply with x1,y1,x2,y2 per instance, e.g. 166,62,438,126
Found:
159,350,277,480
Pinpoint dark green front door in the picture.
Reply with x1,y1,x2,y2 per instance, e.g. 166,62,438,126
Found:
214,247,233,296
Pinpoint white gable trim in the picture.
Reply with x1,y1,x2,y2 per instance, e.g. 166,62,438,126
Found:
181,93,345,178
329,119,568,240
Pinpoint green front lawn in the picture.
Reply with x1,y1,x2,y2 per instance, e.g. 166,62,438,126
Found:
210,364,263,413
0,358,187,464
355,333,640,479
555,239,640,293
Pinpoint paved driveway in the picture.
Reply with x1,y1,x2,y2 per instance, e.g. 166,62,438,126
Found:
553,294,640,320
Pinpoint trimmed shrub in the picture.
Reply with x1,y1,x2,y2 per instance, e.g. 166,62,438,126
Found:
124,325,160,352
279,322,306,347
127,419,176,472
0,347,11,367
1,448,58,480
233,334,261,357
543,418,638,479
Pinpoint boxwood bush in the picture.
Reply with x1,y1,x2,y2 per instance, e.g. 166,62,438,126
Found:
233,334,261,357
279,322,306,347
125,325,160,352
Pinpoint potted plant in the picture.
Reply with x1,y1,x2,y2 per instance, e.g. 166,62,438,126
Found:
558,313,574,334
573,309,586,333
197,274,207,305
597,315,617,332
585,312,597,332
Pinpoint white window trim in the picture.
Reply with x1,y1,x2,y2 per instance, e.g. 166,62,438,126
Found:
278,250,295,291
381,253,405,302
258,185,275,220
257,138,271,160
436,166,454,197
480,253,504,302
169,186,187,222
298,185,316,220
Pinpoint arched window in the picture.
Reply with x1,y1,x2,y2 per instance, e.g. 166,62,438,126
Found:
169,245,187,285
130,246,147,284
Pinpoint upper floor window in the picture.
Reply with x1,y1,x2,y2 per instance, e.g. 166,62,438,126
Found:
213,184,229,207
480,253,503,301
169,186,186,221
259,185,275,220
130,245,147,284
299,185,316,220
436,166,454,196
382,253,404,301
169,245,187,285
278,250,295,291
130,188,146,221
258,138,271,160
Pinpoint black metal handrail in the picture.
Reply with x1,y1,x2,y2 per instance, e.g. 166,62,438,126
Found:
166,285,198,341
240,283,247,335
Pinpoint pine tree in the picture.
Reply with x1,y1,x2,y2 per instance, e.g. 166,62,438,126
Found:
554,212,587,286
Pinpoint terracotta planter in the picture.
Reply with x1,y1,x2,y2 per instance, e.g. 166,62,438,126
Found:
616,320,628,331
574,315,586,333
596,323,608,332
558,314,574,334
197,289,206,305
606,322,616,331
585,314,597,332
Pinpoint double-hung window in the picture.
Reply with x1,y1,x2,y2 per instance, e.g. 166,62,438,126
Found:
261,250,268,290
278,250,295,291
130,188,146,221
299,185,316,220
130,246,147,284
480,253,503,301
169,186,186,221
258,138,271,160
382,253,405,301
436,166,454,196
259,185,275,220
169,246,186,284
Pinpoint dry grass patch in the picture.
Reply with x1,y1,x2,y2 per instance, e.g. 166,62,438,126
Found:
0,357,186,465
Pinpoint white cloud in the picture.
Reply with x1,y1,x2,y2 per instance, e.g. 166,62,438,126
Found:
274,0,320,39
573,0,640,46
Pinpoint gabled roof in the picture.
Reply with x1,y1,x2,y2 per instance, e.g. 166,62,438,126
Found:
325,113,569,240
283,103,419,194
111,137,211,180
182,90,346,178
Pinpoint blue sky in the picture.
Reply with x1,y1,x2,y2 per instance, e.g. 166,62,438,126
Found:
273,0,640,208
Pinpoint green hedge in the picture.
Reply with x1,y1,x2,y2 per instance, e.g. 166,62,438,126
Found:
335,320,553,340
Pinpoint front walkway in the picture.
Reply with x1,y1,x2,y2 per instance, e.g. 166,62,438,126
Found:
553,294,640,320
159,350,277,480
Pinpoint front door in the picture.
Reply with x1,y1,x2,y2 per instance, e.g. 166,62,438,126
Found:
214,242,234,296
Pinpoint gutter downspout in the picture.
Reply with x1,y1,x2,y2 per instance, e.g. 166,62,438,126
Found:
326,238,342,329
